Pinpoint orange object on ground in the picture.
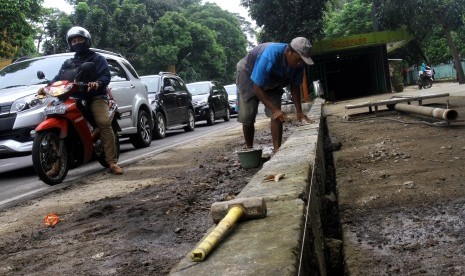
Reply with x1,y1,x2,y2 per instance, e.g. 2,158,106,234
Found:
44,212,60,227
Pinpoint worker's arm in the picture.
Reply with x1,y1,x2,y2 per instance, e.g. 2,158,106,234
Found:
252,84,285,122
290,84,312,123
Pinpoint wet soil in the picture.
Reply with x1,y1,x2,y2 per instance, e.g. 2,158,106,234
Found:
0,117,299,276
1,87,465,275
325,90,465,275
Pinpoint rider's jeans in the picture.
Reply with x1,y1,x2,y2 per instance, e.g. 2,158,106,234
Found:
91,98,117,164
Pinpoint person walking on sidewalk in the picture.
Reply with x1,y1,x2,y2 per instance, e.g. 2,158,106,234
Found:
236,37,313,153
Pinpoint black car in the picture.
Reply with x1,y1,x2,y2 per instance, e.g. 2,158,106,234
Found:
140,72,195,139
186,81,230,125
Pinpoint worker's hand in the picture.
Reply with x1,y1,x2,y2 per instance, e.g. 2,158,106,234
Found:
87,81,100,92
296,112,313,123
272,110,288,122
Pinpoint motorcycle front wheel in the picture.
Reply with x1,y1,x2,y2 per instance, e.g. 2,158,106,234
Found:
32,131,69,185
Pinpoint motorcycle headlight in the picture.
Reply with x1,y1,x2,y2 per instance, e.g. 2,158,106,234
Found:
10,94,48,113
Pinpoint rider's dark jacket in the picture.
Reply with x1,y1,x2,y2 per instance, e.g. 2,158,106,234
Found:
51,48,111,101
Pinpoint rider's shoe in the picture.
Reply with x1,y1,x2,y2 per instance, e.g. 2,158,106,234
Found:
46,163,61,177
109,162,123,175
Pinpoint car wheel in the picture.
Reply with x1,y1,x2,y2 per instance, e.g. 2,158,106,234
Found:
223,106,230,122
153,112,166,139
129,109,152,148
183,109,195,132
206,108,215,126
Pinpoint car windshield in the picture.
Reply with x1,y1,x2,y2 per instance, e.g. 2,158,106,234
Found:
224,85,236,95
140,76,160,93
0,55,70,90
187,83,210,95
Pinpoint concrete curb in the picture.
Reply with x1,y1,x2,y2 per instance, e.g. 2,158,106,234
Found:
170,101,328,275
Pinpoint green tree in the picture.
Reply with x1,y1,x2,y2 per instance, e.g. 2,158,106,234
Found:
377,0,465,83
323,0,373,38
16,0,248,82
240,0,328,43
0,0,42,58
37,8,71,54
185,3,247,83
143,11,227,82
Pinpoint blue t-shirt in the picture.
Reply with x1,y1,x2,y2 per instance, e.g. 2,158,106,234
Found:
250,43,303,89
236,43,304,101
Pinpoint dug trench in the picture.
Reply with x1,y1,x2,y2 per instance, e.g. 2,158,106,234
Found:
324,94,465,275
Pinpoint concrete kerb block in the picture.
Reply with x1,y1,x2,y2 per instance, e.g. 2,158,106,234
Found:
170,199,306,276
169,101,326,276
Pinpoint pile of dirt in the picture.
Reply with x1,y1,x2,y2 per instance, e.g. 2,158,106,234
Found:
0,118,300,275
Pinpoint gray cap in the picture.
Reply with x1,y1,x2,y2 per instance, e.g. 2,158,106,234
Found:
290,37,314,65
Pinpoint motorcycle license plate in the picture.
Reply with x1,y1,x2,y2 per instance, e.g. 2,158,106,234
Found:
44,105,66,115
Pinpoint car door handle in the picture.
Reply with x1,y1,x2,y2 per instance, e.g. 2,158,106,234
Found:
130,84,136,89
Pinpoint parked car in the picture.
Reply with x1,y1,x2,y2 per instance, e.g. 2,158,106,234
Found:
0,48,152,159
186,81,230,125
224,84,237,115
140,72,195,139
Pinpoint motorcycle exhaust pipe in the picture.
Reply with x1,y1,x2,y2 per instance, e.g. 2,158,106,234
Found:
394,103,458,121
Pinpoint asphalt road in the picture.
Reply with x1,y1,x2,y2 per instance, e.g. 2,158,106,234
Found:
0,118,241,209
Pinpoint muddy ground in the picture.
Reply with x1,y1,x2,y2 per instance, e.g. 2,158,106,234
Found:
1,85,465,276
325,87,465,275
0,116,301,276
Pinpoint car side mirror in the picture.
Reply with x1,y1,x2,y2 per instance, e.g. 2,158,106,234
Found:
37,71,45,80
164,86,175,92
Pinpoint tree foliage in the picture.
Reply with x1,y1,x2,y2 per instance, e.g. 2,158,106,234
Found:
377,0,465,83
323,0,373,38
240,0,328,43
12,0,249,83
185,3,247,83
0,0,42,58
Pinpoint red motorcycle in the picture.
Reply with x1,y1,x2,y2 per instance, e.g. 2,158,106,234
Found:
32,63,120,185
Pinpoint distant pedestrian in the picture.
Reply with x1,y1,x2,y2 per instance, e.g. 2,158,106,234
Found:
236,37,313,153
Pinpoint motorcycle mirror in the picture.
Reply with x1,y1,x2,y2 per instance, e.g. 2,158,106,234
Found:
37,71,45,80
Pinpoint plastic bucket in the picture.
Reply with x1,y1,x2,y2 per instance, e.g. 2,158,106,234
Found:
237,149,262,168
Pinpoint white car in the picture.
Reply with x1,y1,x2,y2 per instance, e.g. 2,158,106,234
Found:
0,49,153,158
224,84,237,114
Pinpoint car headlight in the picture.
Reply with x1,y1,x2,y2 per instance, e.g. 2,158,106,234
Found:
10,94,48,113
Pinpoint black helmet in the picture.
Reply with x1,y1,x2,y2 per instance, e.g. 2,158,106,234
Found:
66,26,92,49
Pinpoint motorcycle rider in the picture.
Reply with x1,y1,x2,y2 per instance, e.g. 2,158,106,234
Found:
39,26,123,175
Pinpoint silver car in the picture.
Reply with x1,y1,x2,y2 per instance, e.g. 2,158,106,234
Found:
224,84,238,115
0,49,152,158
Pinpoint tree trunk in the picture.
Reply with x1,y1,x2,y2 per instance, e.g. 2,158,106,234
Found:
371,0,380,32
443,26,465,84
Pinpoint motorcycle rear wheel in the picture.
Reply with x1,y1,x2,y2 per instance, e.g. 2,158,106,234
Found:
426,79,433,88
32,131,68,185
